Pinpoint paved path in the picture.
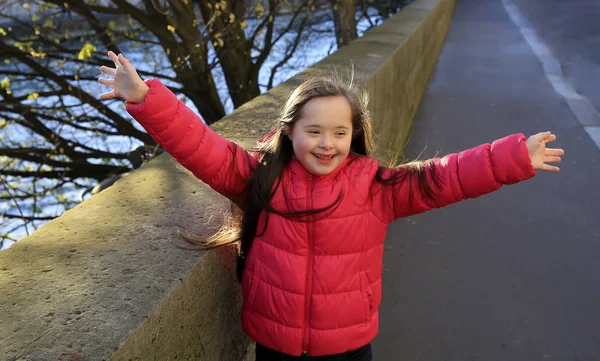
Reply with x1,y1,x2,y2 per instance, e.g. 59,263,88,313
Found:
510,0,600,112
373,0,600,359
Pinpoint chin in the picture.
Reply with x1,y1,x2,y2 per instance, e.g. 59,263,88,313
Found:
309,160,343,176
311,169,333,176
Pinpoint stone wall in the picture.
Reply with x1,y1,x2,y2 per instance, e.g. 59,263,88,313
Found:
0,0,456,359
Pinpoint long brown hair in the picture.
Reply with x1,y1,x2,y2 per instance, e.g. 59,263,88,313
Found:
182,74,440,281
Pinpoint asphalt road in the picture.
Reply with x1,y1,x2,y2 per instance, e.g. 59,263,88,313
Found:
373,0,600,359
510,0,600,111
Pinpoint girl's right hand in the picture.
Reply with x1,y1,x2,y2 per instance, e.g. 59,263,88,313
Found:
98,51,149,103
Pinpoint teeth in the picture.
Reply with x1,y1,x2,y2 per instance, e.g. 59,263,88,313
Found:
315,154,333,159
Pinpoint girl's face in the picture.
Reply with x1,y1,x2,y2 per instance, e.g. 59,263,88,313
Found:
289,96,353,176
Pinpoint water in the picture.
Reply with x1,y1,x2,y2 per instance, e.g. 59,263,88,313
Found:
0,6,390,249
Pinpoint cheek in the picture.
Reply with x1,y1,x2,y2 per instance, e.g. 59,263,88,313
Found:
339,138,352,154
292,137,315,155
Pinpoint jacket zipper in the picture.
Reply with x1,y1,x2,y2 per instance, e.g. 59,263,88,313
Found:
302,175,314,353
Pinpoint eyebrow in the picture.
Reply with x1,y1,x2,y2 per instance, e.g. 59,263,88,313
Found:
303,124,351,130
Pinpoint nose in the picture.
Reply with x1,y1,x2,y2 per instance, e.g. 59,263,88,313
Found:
320,134,334,149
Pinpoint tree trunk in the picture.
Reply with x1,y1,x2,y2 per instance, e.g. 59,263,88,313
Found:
140,0,226,124
196,0,261,109
330,0,358,48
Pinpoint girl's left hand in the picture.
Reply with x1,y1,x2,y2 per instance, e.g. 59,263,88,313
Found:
526,131,565,172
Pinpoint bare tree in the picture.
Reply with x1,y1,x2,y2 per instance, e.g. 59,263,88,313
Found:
0,0,324,247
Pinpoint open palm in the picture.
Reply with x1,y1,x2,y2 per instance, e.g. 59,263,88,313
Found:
98,51,149,104
527,132,565,172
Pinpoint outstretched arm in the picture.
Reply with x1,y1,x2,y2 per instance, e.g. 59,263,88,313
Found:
376,132,564,222
98,51,257,205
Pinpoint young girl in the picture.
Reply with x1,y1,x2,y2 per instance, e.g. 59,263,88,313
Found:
99,51,564,361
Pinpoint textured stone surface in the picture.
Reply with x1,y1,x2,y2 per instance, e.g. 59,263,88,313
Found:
1,156,241,360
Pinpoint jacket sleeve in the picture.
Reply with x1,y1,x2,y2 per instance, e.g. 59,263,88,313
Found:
376,133,536,223
126,78,257,205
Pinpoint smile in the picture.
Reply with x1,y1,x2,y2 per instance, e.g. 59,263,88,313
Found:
313,154,335,160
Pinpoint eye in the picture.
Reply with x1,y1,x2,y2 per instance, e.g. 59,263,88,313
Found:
336,132,346,136
308,129,319,135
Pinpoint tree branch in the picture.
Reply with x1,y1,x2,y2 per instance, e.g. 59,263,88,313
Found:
1,213,56,221
254,0,278,69
2,165,128,181
256,0,310,69
267,10,310,89
56,0,123,54
0,175,30,236
0,144,133,162
0,39,153,144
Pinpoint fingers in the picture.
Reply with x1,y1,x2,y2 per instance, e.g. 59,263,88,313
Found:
535,131,553,141
533,131,550,141
118,53,131,68
528,132,564,173
99,65,116,76
106,51,136,74
544,156,561,163
542,133,557,144
99,52,131,101
543,133,557,143
118,53,140,75
531,131,556,143
542,164,560,172
546,147,565,156
99,89,117,100
108,50,120,65
543,147,564,164
98,77,114,87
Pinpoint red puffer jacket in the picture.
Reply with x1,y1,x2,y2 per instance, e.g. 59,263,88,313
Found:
127,79,536,356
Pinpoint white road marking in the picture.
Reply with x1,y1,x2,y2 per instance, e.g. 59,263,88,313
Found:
502,0,600,150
